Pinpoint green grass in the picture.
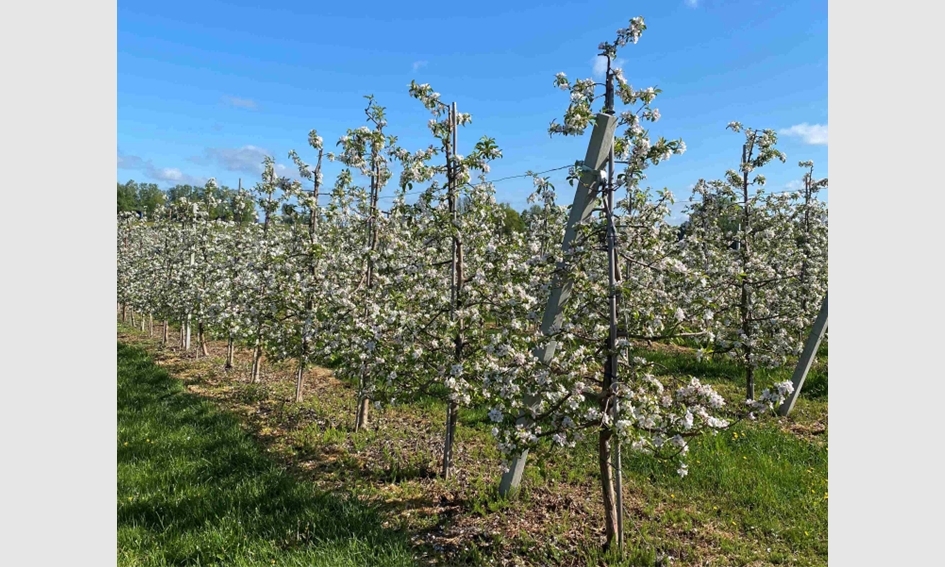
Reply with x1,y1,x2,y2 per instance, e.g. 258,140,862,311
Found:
642,346,828,402
119,323,827,566
117,341,417,567
620,424,827,563
509,342,829,566
511,421,827,566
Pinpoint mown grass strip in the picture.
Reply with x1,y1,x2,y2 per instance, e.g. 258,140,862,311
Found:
117,341,417,567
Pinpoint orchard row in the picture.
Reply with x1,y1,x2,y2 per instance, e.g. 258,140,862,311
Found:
116,16,826,550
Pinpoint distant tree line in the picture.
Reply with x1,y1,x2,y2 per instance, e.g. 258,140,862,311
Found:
117,179,256,223
120,178,530,233
120,177,750,237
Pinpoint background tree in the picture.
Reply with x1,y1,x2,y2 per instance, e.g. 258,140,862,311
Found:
117,180,139,214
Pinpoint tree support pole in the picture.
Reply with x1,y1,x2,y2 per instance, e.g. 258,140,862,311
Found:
778,293,828,416
498,112,617,496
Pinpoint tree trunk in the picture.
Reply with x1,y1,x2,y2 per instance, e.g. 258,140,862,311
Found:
294,362,305,403
746,363,756,401
251,343,263,383
122,304,128,323
198,321,209,357
148,314,154,337
441,102,463,480
130,310,136,327
225,336,234,370
163,320,169,345
183,314,192,351
602,132,624,550
355,397,371,432
739,140,755,401
798,170,813,345
442,400,459,478
598,425,619,551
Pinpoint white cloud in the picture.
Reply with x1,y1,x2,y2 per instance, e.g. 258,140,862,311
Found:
118,152,206,185
117,154,145,170
591,56,626,79
222,95,258,110
157,167,183,181
685,0,700,7
275,163,298,179
412,60,428,71
193,145,270,174
189,146,300,182
780,123,828,145
785,179,804,192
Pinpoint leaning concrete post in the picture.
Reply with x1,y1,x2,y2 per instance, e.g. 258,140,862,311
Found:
778,293,828,416
499,112,617,496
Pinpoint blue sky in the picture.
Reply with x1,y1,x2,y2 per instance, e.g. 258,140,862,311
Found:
118,0,827,221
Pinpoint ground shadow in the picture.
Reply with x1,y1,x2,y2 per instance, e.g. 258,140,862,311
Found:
117,341,417,567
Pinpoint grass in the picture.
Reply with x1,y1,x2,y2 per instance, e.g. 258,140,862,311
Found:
118,321,827,566
117,341,417,567
641,343,829,402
